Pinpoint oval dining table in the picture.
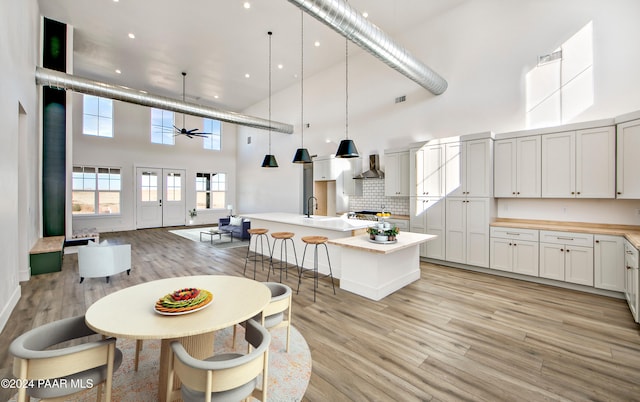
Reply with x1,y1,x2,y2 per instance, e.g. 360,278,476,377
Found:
85,275,271,402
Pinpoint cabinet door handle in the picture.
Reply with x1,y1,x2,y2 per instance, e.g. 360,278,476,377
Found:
617,191,622,195
509,243,512,246
513,243,517,247
506,232,520,236
512,192,516,195
556,237,574,241
595,240,599,244
560,248,564,252
566,249,570,253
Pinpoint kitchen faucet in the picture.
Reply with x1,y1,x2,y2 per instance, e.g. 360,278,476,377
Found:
307,196,318,218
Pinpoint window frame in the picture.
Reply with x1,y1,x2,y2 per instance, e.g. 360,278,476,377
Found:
82,95,114,138
202,118,222,151
150,108,175,145
72,166,122,216
195,172,226,210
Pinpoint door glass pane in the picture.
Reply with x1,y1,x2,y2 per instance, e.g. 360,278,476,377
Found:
141,172,158,202
166,173,182,201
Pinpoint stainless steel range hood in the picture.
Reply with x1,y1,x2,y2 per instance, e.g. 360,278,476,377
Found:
354,155,385,179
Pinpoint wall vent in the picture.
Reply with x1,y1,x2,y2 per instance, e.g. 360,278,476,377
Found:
538,50,563,66
395,95,406,104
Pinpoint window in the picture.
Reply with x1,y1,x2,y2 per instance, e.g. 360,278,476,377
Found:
151,108,175,145
166,173,182,201
195,172,226,209
72,166,121,215
83,95,113,137
203,118,222,150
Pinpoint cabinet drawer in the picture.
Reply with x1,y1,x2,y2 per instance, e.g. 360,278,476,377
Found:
539,230,593,247
490,227,539,241
386,218,409,231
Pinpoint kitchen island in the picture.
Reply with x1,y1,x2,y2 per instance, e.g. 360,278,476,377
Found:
241,213,435,300
328,232,436,300
241,212,373,279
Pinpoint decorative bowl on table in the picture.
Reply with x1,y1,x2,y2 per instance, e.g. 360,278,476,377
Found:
154,287,213,315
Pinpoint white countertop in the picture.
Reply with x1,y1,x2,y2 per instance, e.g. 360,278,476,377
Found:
327,232,437,254
242,212,374,232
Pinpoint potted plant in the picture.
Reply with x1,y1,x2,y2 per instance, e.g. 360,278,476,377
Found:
366,227,378,240
385,226,399,241
188,208,197,225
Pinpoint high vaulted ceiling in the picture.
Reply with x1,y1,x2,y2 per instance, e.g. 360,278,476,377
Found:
38,0,462,112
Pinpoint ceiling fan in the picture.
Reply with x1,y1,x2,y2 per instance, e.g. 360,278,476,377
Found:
172,72,212,138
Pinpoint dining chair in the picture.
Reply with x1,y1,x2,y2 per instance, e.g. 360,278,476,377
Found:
233,282,293,352
166,319,271,402
9,315,123,402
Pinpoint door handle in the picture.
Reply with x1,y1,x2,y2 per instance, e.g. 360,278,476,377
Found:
159,199,162,206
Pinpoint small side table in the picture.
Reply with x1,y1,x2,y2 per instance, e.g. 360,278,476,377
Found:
200,229,222,244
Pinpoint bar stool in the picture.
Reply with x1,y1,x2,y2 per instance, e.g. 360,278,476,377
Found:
268,232,299,282
297,236,336,302
244,228,271,280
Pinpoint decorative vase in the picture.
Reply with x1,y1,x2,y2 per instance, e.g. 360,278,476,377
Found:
369,234,376,240
374,235,389,242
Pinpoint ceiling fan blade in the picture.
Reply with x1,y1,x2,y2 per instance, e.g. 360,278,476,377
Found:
187,128,200,133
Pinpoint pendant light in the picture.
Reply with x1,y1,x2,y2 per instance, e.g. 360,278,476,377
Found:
292,11,312,163
335,37,359,158
261,31,279,168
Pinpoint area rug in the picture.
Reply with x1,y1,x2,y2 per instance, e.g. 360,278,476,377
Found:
10,326,311,402
169,227,250,249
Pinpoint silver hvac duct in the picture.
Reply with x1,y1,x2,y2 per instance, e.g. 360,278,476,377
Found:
35,66,294,134
287,0,448,95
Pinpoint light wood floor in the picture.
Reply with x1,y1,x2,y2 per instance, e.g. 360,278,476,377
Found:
2,227,640,401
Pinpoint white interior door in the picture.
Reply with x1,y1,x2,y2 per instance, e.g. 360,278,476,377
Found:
136,167,186,228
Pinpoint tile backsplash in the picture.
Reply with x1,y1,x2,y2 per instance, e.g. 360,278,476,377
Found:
348,178,409,215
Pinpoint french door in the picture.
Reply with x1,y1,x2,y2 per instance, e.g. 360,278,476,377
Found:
136,167,186,228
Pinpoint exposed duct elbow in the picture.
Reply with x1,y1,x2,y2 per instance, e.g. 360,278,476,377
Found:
286,0,448,95
35,67,294,134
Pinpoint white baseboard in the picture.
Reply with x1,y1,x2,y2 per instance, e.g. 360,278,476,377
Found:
0,284,21,333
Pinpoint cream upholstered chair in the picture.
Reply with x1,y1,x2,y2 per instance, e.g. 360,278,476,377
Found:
9,315,123,402
166,320,270,402
233,282,293,352
77,241,131,283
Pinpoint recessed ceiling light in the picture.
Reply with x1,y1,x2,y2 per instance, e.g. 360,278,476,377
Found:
314,41,320,47
139,90,148,94
362,11,369,18
245,73,250,78
214,95,219,99
277,64,283,69
128,33,135,39
115,69,121,74
113,0,119,2
243,2,251,9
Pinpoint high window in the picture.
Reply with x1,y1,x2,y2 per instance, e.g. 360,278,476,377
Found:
203,118,222,150
151,108,175,145
72,166,121,215
195,172,226,209
83,95,113,137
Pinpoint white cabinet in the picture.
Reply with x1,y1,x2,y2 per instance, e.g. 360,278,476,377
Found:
489,227,539,276
539,231,594,286
445,197,491,267
384,151,409,197
616,119,640,199
411,144,445,197
313,156,339,181
341,158,362,196
410,197,446,260
445,138,492,198
494,136,541,198
624,239,639,323
385,218,409,231
594,235,625,292
541,127,615,198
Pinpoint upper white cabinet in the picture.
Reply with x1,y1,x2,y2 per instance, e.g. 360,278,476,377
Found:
313,156,339,181
616,119,640,199
445,138,493,198
411,143,444,197
384,151,409,197
494,136,541,198
341,158,362,196
541,127,615,198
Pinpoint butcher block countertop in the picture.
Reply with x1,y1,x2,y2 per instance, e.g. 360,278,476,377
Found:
491,218,640,248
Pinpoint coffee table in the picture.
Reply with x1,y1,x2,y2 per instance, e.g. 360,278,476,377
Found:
200,228,222,244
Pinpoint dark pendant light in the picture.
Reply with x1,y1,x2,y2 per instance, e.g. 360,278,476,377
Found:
262,31,279,168
293,11,312,164
336,37,359,158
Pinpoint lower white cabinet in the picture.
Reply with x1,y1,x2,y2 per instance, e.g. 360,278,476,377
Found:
594,235,625,292
489,227,539,276
539,231,594,286
446,197,491,267
624,239,639,323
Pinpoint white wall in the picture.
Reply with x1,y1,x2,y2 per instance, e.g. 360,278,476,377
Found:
237,0,640,223
0,0,40,331
71,93,238,232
